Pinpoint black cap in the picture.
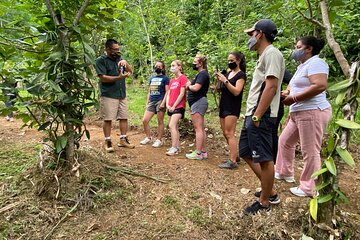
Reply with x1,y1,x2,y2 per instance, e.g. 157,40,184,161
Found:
244,19,278,39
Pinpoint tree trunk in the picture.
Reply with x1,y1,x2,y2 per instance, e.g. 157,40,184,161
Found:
44,0,91,162
65,122,75,161
340,61,359,149
319,0,350,78
138,0,153,68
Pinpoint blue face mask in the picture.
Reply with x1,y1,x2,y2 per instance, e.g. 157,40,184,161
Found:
247,36,258,51
291,49,305,61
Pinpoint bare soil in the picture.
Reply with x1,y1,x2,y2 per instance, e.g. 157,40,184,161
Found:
0,117,359,239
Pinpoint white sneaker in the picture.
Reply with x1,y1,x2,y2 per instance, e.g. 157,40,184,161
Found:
275,172,295,183
166,147,179,156
152,139,162,148
140,137,151,145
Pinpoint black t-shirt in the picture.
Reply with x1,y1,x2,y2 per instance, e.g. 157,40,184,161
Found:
219,71,246,117
187,70,210,106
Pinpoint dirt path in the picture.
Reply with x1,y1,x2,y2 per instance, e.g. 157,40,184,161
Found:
1,117,360,239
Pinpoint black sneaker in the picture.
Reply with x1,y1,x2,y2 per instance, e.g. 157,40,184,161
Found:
218,160,238,169
244,201,270,215
254,191,280,204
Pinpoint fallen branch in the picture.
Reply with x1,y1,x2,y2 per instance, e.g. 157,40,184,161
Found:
104,165,171,183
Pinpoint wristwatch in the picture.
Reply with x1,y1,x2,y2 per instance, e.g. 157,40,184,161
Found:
252,115,261,122
224,80,229,85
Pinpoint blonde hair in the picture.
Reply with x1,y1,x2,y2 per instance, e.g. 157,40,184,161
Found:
173,59,183,73
195,53,207,69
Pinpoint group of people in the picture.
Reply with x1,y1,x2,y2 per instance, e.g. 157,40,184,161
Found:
95,19,332,215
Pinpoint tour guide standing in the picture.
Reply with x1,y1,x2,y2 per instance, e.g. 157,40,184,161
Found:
95,39,135,152
240,19,285,214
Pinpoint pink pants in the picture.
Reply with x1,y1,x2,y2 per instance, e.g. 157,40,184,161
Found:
275,108,332,195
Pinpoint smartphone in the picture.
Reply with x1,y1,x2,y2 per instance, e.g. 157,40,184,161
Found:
216,65,219,73
119,64,125,74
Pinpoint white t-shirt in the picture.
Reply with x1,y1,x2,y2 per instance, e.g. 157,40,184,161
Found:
289,55,331,112
245,45,285,117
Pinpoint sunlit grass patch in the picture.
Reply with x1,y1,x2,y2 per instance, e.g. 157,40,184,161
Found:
0,140,40,181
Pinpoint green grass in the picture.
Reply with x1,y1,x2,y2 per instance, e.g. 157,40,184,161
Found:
186,206,209,226
0,141,40,181
163,195,181,211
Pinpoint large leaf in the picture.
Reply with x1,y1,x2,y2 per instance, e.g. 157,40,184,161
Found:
311,168,328,178
318,194,333,204
327,134,335,153
325,157,337,176
335,91,346,105
328,79,354,92
315,181,331,191
83,41,96,56
335,119,360,129
336,147,355,168
335,189,349,204
55,136,68,153
309,198,318,221
38,121,51,131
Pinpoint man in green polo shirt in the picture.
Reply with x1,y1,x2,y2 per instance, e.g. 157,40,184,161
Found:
95,39,135,152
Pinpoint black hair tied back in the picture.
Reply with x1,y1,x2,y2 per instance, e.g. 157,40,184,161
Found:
299,36,326,56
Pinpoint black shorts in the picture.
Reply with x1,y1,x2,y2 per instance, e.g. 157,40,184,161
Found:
219,109,240,118
239,116,276,163
167,107,185,119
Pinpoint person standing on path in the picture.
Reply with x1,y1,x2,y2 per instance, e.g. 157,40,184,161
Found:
275,36,332,197
239,19,285,214
140,61,170,148
95,39,135,153
216,51,246,169
166,60,188,156
185,54,210,161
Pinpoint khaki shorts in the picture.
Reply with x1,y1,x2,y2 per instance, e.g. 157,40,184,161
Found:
100,96,129,120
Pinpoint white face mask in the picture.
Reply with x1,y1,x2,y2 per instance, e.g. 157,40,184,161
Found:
170,67,177,73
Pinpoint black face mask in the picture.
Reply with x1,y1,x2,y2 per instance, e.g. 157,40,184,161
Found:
228,61,237,70
154,67,162,74
111,51,121,58
192,63,199,70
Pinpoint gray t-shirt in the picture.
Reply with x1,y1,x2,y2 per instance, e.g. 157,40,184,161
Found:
289,55,330,112
245,45,285,117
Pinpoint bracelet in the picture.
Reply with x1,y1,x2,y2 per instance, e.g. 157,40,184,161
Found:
293,95,298,103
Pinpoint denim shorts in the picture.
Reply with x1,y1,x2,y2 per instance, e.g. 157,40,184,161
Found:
239,116,276,163
146,100,165,114
190,97,208,116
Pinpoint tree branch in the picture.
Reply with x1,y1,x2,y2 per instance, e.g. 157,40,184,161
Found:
43,0,59,26
0,41,51,53
320,0,350,78
306,0,313,19
73,0,91,26
294,5,325,29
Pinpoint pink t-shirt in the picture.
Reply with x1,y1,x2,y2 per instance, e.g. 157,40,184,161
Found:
168,74,188,109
